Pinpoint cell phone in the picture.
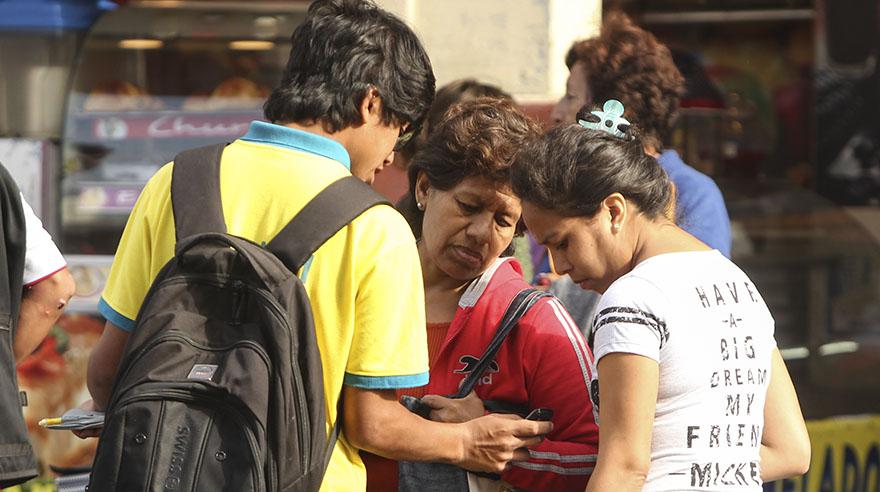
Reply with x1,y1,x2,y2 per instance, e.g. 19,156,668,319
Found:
525,408,554,421
38,408,105,431
399,395,432,419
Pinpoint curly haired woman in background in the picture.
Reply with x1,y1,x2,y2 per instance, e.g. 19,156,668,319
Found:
551,11,731,257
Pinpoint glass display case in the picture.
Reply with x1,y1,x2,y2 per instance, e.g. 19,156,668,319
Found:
61,3,307,255
0,0,107,227
8,4,309,485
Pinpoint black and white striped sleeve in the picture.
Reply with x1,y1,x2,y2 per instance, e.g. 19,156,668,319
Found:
591,276,670,363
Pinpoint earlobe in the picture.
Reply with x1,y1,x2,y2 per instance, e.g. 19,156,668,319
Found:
358,87,381,125
360,87,383,125
605,193,626,233
415,171,431,206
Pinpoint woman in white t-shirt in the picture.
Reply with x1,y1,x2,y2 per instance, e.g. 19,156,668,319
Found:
509,103,810,492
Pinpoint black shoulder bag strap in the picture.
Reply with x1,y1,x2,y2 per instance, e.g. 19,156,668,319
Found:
454,289,550,398
171,143,228,242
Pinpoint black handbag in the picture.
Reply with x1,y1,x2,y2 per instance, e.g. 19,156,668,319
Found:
398,288,549,492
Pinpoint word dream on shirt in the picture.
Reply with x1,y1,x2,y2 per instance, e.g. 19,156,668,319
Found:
682,279,768,489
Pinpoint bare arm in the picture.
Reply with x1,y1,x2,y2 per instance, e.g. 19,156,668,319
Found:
420,390,485,423
87,320,131,411
343,386,552,473
14,268,75,362
760,349,810,481
586,353,659,492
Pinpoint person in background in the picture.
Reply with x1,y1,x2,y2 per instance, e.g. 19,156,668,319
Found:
365,99,599,492
510,114,810,491
372,79,512,204
0,163,75,488
79,1,550,490
423,79,513,136
551,11,731,257
538,11,731,336
15,197,76,363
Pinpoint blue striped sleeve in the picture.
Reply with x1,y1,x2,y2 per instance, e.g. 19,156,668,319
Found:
98,297,136,332
343,372,429,389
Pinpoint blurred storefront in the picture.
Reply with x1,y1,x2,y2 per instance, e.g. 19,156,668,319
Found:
1,0,309,488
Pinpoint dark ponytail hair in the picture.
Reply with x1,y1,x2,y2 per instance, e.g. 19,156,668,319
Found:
510,121,672,219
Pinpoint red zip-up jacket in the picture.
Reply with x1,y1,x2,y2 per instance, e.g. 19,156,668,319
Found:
430,258,599,491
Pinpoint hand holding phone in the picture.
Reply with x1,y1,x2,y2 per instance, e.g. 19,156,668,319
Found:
39,407,105,431
525,408,554,421
399,394,432,419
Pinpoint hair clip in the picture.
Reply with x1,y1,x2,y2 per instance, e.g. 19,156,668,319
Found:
578,99,631,139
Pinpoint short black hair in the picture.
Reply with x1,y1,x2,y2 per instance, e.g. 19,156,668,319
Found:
511,124,672,219
264,0,435,132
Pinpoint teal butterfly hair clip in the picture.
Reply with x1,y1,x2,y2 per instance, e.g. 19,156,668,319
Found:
577,99,631,139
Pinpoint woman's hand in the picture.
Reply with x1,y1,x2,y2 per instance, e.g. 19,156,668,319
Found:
421,390,486,423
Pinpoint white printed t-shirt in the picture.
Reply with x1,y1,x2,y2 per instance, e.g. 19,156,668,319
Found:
590,250,775,491
21,196,66,286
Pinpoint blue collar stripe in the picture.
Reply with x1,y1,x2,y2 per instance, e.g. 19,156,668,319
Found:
241,121,351,170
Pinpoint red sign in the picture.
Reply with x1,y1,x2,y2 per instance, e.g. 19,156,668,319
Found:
91,113,259,140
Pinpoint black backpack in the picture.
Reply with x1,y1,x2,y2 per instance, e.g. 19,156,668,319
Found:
89,144,388,492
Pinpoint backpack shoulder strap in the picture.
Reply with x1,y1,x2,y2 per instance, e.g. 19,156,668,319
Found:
171,143,227,242
267,176,390,272
455,289,550,398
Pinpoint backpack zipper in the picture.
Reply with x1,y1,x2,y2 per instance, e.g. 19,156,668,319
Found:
111,331,271,408
246,283,312,474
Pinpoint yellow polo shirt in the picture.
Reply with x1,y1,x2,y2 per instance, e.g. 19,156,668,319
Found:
99,121,429,491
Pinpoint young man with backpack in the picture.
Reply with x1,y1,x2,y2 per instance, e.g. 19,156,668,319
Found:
80,1,552,490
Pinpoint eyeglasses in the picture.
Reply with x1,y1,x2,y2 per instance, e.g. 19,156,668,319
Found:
394,123,420,152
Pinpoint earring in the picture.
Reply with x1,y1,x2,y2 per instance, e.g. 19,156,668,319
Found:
417,201,425,211
612,223,621,232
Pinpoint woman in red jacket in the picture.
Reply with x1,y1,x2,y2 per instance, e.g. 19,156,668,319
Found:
364,98,599,491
